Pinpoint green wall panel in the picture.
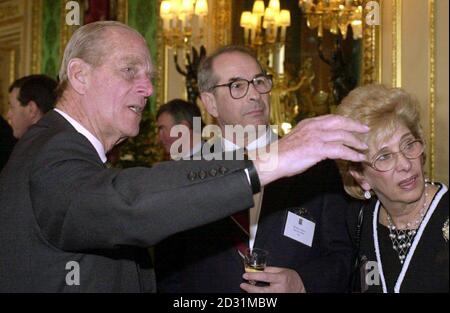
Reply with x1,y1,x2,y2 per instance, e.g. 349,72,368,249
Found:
42,0,61,80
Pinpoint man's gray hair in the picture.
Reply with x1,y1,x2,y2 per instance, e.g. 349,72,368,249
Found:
197,45,262,93
56,21,142,99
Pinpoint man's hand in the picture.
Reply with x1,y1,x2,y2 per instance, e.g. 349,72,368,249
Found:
240,267,306,293
253,115,369,186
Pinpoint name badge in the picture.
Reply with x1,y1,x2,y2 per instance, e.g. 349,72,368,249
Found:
283,211,315,247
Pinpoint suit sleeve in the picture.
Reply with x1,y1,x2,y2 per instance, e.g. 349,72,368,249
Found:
29,132,254,252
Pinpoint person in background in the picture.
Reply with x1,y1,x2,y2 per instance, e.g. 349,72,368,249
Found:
156,98,204,160
337,84,448,293
7,74,57,139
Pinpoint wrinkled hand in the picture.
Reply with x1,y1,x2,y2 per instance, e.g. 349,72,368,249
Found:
254,115,369,186
240,267,306,293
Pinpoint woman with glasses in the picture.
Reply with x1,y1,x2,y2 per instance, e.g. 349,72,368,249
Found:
336,84,448,293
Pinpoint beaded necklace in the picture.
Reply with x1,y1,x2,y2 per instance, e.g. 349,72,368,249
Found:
386,184,429,264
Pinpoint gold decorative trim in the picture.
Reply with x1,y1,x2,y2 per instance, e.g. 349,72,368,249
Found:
0,1,22,23
116,0,129,24
428,0,435,181
9,48,16,85
0,16,22,27
392,0,402,87
31,0,43,74
361,0,381,85
156,0,165,109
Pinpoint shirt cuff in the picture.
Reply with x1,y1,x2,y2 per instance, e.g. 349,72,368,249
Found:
244,160,261,194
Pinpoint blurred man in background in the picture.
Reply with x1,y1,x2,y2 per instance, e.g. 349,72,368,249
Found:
7,74,57,139
156,98,204,160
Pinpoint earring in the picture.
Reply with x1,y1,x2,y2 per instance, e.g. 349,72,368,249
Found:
364,191,371,200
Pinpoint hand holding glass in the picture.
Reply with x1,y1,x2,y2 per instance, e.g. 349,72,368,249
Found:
244,248,268,285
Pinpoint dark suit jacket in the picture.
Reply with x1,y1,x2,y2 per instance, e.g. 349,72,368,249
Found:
0,111,254,292
155,159,353,293
0,115,16,172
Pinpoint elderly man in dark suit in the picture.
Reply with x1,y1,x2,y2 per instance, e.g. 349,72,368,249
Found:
155,46,354,293
0,22,368,292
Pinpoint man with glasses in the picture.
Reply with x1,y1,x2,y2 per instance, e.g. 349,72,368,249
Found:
155,45,354,293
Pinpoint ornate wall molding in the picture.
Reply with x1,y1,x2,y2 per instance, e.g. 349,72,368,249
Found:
116,0,128,24
428,0,435,181
0,0,23,115
392,0,402,87
0,1,22,25
361,1,381,84
8,48,16,85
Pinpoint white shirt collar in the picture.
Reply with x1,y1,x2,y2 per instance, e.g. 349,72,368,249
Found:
54,108,107,163
221,127,276,152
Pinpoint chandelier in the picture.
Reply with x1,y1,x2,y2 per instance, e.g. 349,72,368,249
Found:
159,0,208,104
240,0,291,46
298,0,363,39
160,0,208,48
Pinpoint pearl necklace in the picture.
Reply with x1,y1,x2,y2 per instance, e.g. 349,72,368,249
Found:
386,184,429,264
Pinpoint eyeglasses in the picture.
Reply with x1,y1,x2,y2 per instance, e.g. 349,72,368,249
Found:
365,139,424,172
211,74,273,99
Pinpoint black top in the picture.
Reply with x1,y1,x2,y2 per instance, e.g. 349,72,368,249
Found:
351,183,449,293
